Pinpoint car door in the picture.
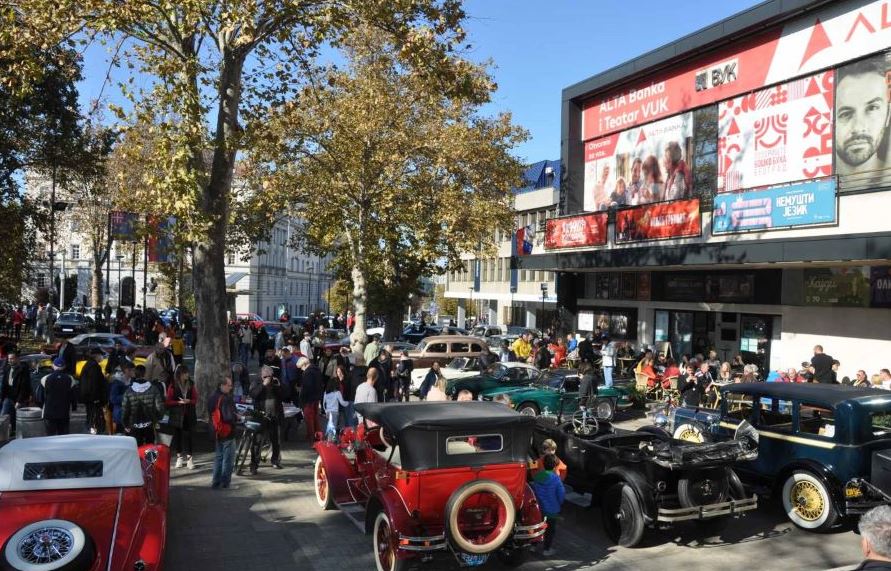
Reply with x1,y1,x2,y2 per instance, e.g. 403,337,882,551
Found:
747,395,798,479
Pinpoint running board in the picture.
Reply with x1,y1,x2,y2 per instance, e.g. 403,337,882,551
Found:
336,502,366,533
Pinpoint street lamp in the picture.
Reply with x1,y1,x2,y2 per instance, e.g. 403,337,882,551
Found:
540,282,548,325
468,286,473,326
116,255,124,309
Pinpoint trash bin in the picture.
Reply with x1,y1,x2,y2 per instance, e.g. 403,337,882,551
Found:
0,414,10,442
16,407,45,439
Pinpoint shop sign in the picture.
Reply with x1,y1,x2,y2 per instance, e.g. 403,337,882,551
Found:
582,0,891,140
544,212,607,249
712,177,837,234
871,266,891,308
615,198,701,243
804,267,870,306
717,71,834,192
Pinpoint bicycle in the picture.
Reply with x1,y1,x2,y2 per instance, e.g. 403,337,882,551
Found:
234,410,273,475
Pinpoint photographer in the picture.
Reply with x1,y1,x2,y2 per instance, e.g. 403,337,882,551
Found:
679,363,704,407
249,365,283,474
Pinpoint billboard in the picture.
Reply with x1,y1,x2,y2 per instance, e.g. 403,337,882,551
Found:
615,198,701,243
804,267,870,307
544,213,608,249
712,177,837,234
582,0,891,141
583,113,693,212
718,71,834,192
872,266,891,308
835,52,891,191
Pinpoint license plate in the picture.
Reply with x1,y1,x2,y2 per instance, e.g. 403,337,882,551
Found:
63,328,72,332
458,553,488,566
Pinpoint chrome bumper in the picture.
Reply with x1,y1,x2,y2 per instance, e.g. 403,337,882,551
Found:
396,521,547,553
512,521,547,541
657,495,758,522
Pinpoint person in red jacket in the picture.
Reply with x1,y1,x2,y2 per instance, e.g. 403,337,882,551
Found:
166,365,198,469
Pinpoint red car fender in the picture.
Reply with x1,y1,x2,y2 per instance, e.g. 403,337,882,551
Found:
313,441,359,505
518,483,544,525
365,487,416,537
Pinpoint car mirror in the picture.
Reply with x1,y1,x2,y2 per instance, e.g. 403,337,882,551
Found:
144,448,159,465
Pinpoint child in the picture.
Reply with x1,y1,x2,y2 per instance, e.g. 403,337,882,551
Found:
530,454,565,557
531,439,567,481
323,377,348,438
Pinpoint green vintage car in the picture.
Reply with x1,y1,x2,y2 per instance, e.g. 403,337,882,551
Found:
481,369,632,421
444,362,542,398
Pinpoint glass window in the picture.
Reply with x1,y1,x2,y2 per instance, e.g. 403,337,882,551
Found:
756,397,794,432
70,244,80,259
24,461,103,480
470,344,483,352
798,403,836,437
722,391,754,421
450,342,471,353
692,105,718,208
870,412,891,439
425,343,447,354
445,434,503,455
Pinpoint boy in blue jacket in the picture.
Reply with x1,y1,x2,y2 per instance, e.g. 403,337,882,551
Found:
530,453,565,557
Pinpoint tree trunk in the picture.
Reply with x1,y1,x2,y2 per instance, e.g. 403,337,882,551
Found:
349,263,368,358
383,306,402,343
91,262,103,308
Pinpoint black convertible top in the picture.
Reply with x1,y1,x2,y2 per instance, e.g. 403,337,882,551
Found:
355,401,533,435
720,382,891,406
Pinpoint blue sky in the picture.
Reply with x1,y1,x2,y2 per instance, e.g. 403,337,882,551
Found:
77,1,761,163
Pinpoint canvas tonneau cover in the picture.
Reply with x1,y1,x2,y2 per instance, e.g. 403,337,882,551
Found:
646,439,757,469
355,401,534,435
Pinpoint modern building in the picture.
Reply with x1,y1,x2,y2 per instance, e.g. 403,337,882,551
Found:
522,0,891,379
444,159,560,330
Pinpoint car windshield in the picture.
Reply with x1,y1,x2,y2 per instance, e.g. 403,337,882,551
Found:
59,313,83,322
447,357,471,370
416,339,429,351
533,371,565,389
487,363,507,377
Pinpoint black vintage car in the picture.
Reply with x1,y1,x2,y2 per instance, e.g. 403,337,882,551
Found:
531,413,759,547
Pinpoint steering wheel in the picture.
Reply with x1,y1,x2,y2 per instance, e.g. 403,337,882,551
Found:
571,409,599,436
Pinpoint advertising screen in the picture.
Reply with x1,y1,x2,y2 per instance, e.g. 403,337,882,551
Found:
712,177,837,234
717,71,834,192
583,113,693,212
544,213,608,249
615,198,701,243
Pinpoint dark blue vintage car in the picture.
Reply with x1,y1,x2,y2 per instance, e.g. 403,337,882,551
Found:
668,382,891,531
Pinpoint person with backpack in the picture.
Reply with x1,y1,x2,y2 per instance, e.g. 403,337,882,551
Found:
208,376,237,489
166,365,198,469
122,364,164,445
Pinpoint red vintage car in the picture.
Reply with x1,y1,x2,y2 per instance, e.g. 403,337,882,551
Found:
0,435,170,571
313,401,546,570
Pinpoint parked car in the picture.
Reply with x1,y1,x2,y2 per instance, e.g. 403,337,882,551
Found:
408,335,486,389
667,382,891,531
443,362,541,399
313,402,547,569
470,325,504,339
66,332,153,359
440,356,483,380
532,414,758,547
0,434,170,570
401,324,467,345
481,369,633,421
52,312,93,337
233,312,264,329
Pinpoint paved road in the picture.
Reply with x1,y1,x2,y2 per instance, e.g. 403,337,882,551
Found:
163,414,862,571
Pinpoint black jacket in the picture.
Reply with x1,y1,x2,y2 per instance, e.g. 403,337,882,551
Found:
207,389,237,440
250,377,284,419
345,365,367,402
680,376,705,406
578,339,595,364
811,353,835,384
1,361,32,405
122,380,164,427
106,349,130,376
79,359,108,404
855,561,891,570
41,371,74,420
299,364,323,407
372,359,393,401
58,342,77,376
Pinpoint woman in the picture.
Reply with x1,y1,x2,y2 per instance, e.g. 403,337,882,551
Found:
551,339,567,368
640,155,663,203
731,354,745,373
166,365,198,469
426,377,449,401
717,362,733,383
853,370,871,388
641,357,659,389
419,361,442,400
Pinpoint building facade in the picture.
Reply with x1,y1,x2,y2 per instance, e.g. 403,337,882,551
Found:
522,0,891,379
444,160,560,330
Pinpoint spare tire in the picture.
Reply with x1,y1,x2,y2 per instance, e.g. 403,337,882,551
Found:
445,479,516,555
672,422,710,443
2,519,95,571
677,468,730,508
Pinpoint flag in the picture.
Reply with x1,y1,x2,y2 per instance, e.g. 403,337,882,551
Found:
147,215,176,263
516,224,535,256
110,211,138,240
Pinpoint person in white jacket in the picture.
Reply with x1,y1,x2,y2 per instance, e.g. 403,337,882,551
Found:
601,337,616,388
323,377,348,436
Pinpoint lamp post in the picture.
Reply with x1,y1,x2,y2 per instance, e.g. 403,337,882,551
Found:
116,255,124,309
540,282,548,327
468,286,474,328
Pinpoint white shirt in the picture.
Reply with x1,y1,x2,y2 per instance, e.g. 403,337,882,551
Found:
354,383,377,405
601,342,616,368
299,339,313,358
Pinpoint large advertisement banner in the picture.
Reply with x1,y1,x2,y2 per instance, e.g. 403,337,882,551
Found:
804,267,871,307
583,113,693,212
712,177,837,234
582,0,891,141
718,71,834,192
872,266,891,308
615,198,701,243
544,213,608,249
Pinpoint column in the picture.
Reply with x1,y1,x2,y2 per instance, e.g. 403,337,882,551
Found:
525,307,536,329
457,299,467,329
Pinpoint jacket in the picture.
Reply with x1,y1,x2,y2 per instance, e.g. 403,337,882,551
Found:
250,377,284,419
530,469,565,516
79,359,108,404
122,380,164,428
363,341,381,366
345,366,367,402
299,364,323,407
108,378,129,425
1,361,31,405
144,348,175,385
680,376,705,406
855,561,891,570
58,342,77,376
166,381,199,429
207,389,237,440
41,371,74,421
420,369,438,399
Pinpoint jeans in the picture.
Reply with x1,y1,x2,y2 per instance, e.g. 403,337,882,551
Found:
543,515,557,550
212,438,236,488
1,398,15,435
251,418,281,467
238,343,250,366
343,402,357,428
603,366,614,388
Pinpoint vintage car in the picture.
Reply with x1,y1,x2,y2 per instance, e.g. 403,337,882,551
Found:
667,382,891,531
481,369,633,421
443,362,541,398
313,402,546,570
65,333,153,360
0,434,170,571
408,336,486,390
52,312,94,338
533,413,758,547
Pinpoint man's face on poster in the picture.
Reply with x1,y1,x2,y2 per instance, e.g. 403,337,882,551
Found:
631,160,641,183
836,71,890,168
600,165,610,183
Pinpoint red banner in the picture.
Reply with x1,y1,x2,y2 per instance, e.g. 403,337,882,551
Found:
545,213,608,249
582,0,891,141
615,199,701,243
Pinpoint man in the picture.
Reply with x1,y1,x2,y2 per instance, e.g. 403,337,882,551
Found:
456,389,474,402
41,357,76,435
600,337,616,388
122,364,164,445
207,376,237,488
35,304,48,341
279,347,299,404
144,336,176,393
566,333,578,353
106,338,130,377
354,367,378,422
1,350,31,435
855,505,891,569
57,335,77,377
810,345,835,384
238,321,253,366
577,333,595,365
511,333,532,363
249,365,283,472
363,334,381,366
478,345,497,371
836,58,891,185
626,157,644,204
679,364,704,407
372,349,394,402
297,356,323,442
299,331,313,361
79,348,108,434
879,369,891,390
109,361,134,432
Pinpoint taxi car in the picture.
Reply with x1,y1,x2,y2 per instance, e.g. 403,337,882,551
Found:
0,434,170,570
313,402,546,570
668,382,891,531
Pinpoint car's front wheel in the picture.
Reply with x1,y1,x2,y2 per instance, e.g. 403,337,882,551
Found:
314,456,335,510
782,471,838,531
516,402,539,416
2,519,95,571
373,511,408,571
601,483,645,547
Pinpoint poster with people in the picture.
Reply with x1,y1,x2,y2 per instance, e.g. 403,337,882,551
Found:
835,51,891,191
583,112,693,212
717,70,834,193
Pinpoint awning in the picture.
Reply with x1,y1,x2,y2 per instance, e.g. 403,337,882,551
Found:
225,272,247,288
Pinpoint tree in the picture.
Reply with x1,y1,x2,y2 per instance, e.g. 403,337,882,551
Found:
249,29,525,350
9,0,482,407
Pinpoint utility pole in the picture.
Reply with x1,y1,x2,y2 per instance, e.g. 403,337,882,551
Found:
48,165,57,298
59,249,66,311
